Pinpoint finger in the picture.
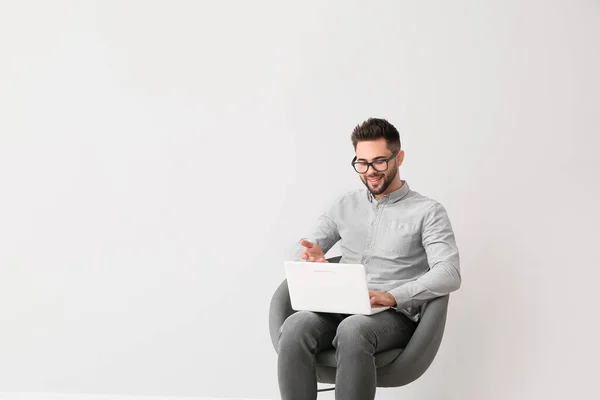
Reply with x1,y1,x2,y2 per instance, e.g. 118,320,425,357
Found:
306,249,324,259
300,239,314,248
368,290,377,297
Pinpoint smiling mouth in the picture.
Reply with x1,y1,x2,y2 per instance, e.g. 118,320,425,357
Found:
367,176,383,185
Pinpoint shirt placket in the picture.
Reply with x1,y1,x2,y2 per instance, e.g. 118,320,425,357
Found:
362,197,385,280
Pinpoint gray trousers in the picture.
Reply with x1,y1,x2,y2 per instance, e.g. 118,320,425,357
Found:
276,309,416,400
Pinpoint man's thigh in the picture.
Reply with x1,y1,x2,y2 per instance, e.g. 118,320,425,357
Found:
278,311,346,352
333,310,416,352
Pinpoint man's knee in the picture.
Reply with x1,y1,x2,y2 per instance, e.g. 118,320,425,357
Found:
278,311,321,350
333,315,375,351
333,315,375,352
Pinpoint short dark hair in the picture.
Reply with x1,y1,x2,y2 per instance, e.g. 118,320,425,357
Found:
350,118,401,153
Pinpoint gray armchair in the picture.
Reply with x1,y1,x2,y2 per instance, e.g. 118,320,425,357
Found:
269,256,450,392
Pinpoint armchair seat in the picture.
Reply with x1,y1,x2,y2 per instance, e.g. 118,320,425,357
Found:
269,256,450,389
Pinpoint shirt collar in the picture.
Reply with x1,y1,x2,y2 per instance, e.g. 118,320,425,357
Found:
373,180,411,204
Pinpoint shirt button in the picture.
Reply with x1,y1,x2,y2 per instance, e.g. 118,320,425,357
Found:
368,243,373,249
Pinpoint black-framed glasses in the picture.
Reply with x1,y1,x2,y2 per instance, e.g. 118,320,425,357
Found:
351,151,399,174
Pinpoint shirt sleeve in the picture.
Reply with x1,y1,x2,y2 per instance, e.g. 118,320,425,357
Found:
292,202,341,260
387,202,461,308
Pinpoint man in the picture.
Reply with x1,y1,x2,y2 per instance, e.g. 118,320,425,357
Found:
277,118,461,400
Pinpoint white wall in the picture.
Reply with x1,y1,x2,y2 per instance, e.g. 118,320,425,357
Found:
1,0,599,399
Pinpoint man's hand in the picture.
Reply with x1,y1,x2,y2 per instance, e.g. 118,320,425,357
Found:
369,290,397,307
299,239,328,262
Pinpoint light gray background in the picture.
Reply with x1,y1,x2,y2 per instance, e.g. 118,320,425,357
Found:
1,1,599,399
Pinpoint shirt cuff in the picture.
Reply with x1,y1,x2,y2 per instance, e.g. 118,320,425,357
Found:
387,285,413,309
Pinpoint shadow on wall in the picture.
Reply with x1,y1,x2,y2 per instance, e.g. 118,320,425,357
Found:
448,226,543,399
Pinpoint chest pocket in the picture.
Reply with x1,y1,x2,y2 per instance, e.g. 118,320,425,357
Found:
376,220,419,257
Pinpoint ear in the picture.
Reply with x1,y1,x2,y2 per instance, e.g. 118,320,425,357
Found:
396,150,405,166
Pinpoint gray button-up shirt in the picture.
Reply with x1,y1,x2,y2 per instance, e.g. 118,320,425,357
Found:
294,181,461,321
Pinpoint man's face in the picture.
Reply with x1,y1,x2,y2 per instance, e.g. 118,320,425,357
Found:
354,139,403,196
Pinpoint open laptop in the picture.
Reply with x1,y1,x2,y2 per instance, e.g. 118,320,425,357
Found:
284,260,390,315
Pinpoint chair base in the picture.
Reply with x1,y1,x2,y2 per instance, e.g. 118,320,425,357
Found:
317,386,335,393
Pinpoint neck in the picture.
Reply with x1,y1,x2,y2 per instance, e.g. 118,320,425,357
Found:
374,177,403,200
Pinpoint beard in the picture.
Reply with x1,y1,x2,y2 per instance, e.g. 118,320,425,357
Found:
361,167,398,196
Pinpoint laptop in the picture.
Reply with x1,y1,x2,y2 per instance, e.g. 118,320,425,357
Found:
284,260,390,315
